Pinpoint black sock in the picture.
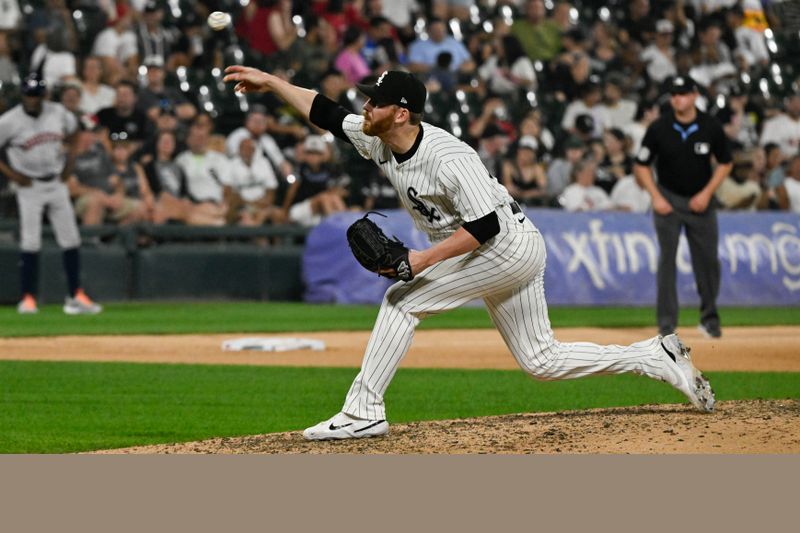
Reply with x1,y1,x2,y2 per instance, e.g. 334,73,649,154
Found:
62,247,80,298
19,252,39,297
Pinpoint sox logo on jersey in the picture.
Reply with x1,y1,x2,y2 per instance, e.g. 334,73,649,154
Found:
406,187,440,222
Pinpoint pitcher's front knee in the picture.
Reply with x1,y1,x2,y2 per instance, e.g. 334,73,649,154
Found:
517,345,561,381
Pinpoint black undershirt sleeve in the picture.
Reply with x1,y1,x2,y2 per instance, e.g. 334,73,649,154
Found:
462,211,500,245
308,94,352,144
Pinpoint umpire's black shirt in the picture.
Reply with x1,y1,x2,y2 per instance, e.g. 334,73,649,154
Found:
635,109,732,197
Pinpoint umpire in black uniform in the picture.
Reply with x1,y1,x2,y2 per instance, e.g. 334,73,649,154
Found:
634,76,733,338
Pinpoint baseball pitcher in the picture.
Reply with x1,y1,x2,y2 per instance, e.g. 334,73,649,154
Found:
224,66,715,440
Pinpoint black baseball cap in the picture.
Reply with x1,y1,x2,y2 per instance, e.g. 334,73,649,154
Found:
356,71,426,114
669,76,698,95
21,73,47,97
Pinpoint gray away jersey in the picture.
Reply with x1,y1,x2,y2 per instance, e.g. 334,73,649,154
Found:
343,114,512,242
0,102,78,178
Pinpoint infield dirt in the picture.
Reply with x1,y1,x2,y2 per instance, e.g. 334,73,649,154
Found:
3,326,798,454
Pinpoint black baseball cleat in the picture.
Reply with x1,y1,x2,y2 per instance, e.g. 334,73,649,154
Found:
303,412,389,440
697,323,722,338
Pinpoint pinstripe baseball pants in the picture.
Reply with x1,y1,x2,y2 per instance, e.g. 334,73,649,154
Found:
342,208,672,421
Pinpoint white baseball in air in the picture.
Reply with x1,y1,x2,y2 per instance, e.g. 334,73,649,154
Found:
207,11,232,31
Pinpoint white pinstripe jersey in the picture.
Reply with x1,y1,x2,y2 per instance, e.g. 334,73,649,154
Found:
0,102,77,178
343,114,513,242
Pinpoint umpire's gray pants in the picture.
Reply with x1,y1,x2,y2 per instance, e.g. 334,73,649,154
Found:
653,187,720,334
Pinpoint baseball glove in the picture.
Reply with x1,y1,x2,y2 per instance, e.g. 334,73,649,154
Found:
346,212,413,281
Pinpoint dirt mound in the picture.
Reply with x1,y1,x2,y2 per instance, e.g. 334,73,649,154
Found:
98,399,800,454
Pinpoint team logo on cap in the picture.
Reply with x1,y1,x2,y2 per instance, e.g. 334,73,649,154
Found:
376,71,388,86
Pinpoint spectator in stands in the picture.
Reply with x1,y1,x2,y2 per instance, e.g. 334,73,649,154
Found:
478,34,537,96
432,0,474,22
776,154,800,213
236,0,297,62
689,16,736,88
283,135,348,227
0,32,17,84
599,72,637,130
319,68,356,113
760,93,800,159
287,14,339,87
225,137,280,226
558,157,612,212
550,27,592,100
596,128,633,195
511,0,562,62
716,84,758,151
662,0,694,50
589,20,621,75
335,26,371,85
137,56,196,124
764,142,786,189
55,84,79,118
641,19,677,84
170,10,205,69
79,56,116,115
67,127,118,226
724,4,769,72
610,174,651,213
518,110,555,158
373,0,419,43
144,129,225,226
175,123,230,226
617,38,648,95
501,135,548,206
363,16,402,72
136,1,176,70
144,129,185,222
30,30,77,87
0,0,21,34
572,114,597,146
716,148,768,210
226,105,294,180
107,131,154,224
25,0,77,58
91,2,138,85
426,52,457,93
407,17,474,74
468,95,515,141
97,80,150,142
624,99,660,155
477,123,510,179
547,135,586,201
619,0,653,46
562,80,609,138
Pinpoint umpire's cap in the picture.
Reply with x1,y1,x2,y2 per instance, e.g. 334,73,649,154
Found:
356,70,426,114
22,73,47,97
668,75,698,95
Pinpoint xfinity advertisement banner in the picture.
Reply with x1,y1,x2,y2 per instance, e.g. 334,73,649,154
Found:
303,209,800,306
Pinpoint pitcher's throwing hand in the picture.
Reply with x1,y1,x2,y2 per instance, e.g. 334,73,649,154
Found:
223,65,271,94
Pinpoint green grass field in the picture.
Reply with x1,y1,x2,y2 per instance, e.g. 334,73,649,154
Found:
0,302,798,453
1,301,799,337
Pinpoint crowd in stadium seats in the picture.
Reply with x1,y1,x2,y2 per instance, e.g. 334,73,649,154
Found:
1,0,800,229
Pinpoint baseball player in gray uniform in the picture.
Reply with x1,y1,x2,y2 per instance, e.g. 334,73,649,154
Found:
0,73,102,315
225,66,715,440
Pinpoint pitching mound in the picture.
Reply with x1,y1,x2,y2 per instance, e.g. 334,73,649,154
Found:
98,399,800,454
